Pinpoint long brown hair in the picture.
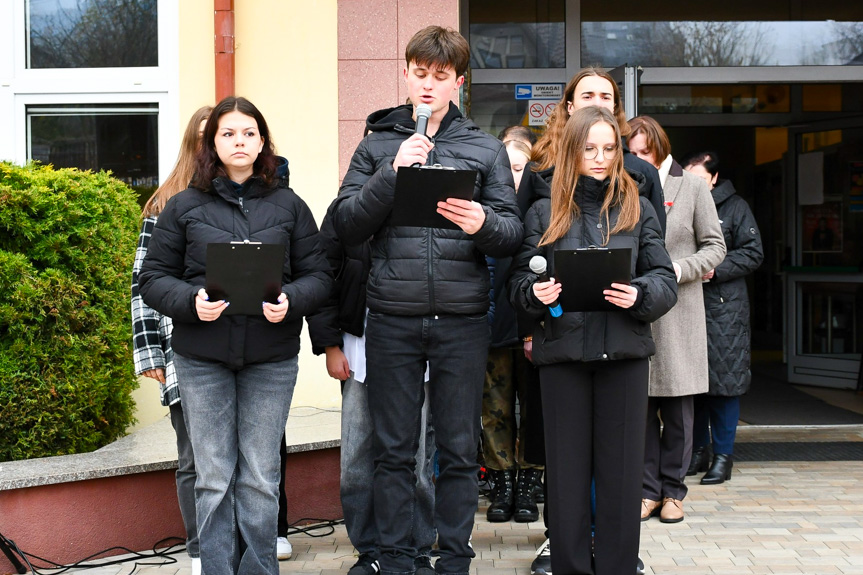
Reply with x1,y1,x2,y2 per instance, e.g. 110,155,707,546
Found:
142,105,212,217
539,107,641,247
532,66,630,170
190,97,278,190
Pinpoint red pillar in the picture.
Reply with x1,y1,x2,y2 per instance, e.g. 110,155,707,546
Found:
214,0,235,102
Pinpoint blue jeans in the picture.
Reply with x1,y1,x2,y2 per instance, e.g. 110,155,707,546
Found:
341,376,436,557
175,354,298,575
693,394,740,455
169,402,198,558
365,312,489,575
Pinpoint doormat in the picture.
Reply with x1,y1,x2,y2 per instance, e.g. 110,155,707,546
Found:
734,441,863,461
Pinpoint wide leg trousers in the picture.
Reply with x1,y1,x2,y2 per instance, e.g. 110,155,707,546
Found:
539,359,648,575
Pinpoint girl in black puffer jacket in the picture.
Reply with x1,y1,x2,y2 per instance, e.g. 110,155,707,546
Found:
139,97,331,575
508,107,677,575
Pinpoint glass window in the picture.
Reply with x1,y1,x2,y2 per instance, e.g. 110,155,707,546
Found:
469,0,565,69
639,85,791,114
27,104,159,202
798,127,863,270
468,83,547,138
581,21,863,67
27,0,158,69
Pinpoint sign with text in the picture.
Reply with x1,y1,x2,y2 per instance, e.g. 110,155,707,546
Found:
515,84,564,100
528,100,557,126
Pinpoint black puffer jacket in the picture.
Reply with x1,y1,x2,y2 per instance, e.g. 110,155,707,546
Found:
508,173,678,366
139,168,332,370
305,198,371,355
623,145,667,235
704,179,764,396
333,103,523,316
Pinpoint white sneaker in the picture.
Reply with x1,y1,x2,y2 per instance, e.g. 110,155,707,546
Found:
191,557,202,575
276,536,292,560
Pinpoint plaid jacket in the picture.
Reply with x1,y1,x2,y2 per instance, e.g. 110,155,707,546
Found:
132,217,178,406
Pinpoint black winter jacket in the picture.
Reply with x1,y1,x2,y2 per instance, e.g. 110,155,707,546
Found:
622,145,666,235
508,173,678,366
333,103,523,316
139,168,332,370
305,198,372,355
704,180,764,396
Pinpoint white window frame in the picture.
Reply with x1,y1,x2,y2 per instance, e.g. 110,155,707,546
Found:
0,0,180,183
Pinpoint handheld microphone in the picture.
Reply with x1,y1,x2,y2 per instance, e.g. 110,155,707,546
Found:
529,255,563,317
415,103,432,137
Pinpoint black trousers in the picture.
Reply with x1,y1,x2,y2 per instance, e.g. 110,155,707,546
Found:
643,395,694,501
540,359,648,575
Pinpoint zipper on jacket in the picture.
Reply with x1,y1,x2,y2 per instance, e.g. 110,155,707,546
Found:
426,137,437,314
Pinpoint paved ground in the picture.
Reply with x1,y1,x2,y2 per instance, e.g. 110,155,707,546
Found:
30,426,863,575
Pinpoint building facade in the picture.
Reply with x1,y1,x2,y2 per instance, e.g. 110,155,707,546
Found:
1,1,860,420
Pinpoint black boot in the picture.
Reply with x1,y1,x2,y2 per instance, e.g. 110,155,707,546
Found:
487,469,516,522
513,468,541,522
701,453,733,485
530,469,545,503
686,446,710,476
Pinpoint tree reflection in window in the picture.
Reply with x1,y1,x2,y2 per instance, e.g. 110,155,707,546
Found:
27,0,157,69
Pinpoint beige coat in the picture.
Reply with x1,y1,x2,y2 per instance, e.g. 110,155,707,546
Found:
648,160,726,397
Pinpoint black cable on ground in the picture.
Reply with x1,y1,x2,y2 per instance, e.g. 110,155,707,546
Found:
286,517,345,538
0,518,347,574
0,533,186,575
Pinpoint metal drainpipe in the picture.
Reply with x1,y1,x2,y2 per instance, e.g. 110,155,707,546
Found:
214,0,235,101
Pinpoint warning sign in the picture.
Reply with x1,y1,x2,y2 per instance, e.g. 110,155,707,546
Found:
515,84,564,100
528,100,557,127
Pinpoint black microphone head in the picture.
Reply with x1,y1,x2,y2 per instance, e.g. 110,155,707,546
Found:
529,255,547,275
416,103,432,121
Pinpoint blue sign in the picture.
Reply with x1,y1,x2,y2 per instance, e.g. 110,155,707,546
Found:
515,85,533,99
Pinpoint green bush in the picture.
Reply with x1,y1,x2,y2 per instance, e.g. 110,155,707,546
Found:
0,162,140,461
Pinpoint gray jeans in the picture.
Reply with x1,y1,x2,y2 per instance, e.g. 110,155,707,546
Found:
341,375,436,557
175,354,298,575
169,402,198,558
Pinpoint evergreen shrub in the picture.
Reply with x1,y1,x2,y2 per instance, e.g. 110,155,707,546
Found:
0,162,140,461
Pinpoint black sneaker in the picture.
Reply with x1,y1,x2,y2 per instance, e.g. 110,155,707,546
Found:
636,556,646,575
348,553,380,575
414,555,435,575
530,539,551,575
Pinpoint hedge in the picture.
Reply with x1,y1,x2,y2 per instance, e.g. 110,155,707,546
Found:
0,162,140,461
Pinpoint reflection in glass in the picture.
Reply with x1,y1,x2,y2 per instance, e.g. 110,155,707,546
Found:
27,0,158,68
468,84,544,139
469,0,565,69
639,85,790,114
28,104,159,203
797,128,863,270
582,21,863,67
800,283,860,356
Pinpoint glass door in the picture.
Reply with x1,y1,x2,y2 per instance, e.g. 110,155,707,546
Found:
785,117,863,389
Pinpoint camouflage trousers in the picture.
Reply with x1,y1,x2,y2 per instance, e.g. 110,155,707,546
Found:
481,346,544,471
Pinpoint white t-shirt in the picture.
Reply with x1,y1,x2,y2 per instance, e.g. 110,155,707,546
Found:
342,309,429,384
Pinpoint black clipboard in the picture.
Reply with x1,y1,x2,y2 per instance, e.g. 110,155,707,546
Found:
205,242,285,316
391,165,477,230
553,247,632,312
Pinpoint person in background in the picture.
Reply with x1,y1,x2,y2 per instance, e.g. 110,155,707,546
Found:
483,128,544,524
306,200,437,575
627,116,726,524
682,150,764,485
509,106,677,575
132,105,211,575
531,66,666,235
139,96,332,575
333,26,522,575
